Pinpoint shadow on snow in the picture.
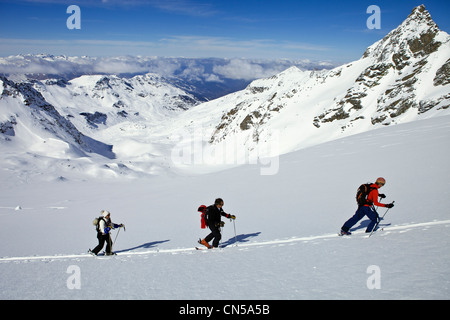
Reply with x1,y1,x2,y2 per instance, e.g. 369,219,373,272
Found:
221,232,261,247
115,240,170,253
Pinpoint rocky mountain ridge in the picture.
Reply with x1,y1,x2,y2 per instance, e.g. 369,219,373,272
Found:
0,5,449,179
0,75,115,159
191,5,449,156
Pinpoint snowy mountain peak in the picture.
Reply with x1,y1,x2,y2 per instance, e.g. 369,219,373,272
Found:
406,4,435,27
363,5,446,62
1,5,449,181
406,5,436,27
183,5,450,159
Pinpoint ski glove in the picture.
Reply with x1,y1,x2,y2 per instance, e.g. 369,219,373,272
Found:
385,203,394,209
104,227,111,234
229,215,236,220
379,194,386,199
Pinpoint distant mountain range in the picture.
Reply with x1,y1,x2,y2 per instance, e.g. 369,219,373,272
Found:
0,56,336,101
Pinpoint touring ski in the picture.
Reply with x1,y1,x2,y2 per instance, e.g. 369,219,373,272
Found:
88,249,117,256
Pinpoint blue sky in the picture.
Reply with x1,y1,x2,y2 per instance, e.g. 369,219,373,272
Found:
0,0,449,63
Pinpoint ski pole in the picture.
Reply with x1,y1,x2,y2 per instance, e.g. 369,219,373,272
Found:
111,224,125,252
369,201,394,238
108,233,113,254
113,227,121,250
232,218,237,247
379,201,394,221
219,225,223,248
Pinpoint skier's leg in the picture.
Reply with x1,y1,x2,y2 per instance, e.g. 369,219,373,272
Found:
204,230,214,243
341,207,365,232
211,227,222,248
365,207,379,233
106,234,113,254
92,233,105,255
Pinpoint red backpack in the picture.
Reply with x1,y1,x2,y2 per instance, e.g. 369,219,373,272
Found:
197,205,208,229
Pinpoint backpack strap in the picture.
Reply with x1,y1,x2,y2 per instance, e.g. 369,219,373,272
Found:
363,184,377,206
357,183,376,206
96,216,105,232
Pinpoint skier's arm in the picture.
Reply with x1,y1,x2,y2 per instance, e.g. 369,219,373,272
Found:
369,189,386,207
221,212,236,219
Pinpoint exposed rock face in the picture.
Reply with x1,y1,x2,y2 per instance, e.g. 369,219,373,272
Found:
205,5,449,150
1,76,115,158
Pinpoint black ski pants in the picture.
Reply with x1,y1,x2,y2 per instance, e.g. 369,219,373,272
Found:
92,232,112,255
205,224,221,248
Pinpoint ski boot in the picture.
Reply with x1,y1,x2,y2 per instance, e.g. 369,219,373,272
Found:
198,238,212,249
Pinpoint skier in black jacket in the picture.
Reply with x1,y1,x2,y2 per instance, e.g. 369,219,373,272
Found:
199,198,235,249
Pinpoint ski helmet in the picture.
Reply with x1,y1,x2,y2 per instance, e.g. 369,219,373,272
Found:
376,177,386,186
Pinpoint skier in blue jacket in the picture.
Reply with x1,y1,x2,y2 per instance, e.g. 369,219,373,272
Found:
89,210,123,256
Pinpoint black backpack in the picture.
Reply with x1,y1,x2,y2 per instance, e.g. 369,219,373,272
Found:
356,183,376,206
92,216,105,232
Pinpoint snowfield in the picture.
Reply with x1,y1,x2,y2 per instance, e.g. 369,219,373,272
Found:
1,6,449,304
1,115,449,300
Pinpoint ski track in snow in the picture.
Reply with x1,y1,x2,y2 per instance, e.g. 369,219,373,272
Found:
2,219,449,263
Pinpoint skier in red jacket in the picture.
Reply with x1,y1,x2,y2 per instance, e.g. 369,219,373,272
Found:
340,178,394,235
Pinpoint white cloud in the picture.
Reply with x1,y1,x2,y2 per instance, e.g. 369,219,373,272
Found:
145,0,217,17
212,59,284,81
158,35,331,59
0,34,334,61
0,53,336,82
90,57,149,74
204,74,223,83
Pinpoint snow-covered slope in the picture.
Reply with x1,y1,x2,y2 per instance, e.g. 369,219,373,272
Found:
170,5,449,161
0,76,115,159
0,5,449,300
1,5,449,181
0,115,449,300
40,73,199,135
0,73,201,179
